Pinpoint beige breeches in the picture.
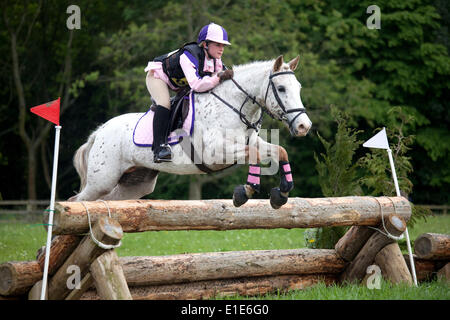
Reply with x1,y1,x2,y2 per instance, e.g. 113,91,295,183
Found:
146,71,171,109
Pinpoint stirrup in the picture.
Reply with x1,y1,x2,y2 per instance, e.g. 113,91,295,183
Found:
154,144,173,163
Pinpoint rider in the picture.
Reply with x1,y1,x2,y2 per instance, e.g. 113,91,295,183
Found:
144,22,234,163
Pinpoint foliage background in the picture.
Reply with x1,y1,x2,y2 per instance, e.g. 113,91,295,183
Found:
0,0,448,206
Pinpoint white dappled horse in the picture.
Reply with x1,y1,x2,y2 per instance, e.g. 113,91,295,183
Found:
69,55,312,208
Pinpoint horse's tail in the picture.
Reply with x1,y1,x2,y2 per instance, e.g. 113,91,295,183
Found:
73,131,96,192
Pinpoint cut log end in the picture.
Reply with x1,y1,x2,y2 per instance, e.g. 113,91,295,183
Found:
389,215,406,232
0,265,14,295
414,233,450,260
415,237,432,257
98,216,123,241
0,261,42,296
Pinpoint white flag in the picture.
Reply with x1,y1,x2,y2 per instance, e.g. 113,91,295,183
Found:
363,127,389,150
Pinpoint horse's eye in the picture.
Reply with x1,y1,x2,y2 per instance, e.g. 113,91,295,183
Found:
277,86,286,93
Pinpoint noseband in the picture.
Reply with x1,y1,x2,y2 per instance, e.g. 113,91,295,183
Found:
210,70,307,132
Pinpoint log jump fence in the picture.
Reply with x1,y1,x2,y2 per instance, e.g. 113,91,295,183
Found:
1,196,449,300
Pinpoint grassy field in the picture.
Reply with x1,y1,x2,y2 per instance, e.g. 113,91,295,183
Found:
0,214,449,299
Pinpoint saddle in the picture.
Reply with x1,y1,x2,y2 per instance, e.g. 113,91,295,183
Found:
135,89,236,175
150,87,191,136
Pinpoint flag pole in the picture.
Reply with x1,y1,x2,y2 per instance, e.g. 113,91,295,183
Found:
387,148,418,286
40,125,62,300
363,127,418,286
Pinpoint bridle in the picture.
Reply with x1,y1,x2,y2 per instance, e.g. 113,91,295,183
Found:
264,71,306,130
210,70,307,133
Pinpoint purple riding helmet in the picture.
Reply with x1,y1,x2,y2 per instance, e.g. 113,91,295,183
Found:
197,23,231,45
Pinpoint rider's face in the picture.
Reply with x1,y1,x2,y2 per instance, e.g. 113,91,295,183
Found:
205,41,225,59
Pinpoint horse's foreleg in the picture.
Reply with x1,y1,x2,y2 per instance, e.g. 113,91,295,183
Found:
270,145,293,209
233,145,261,207
255,138,294,209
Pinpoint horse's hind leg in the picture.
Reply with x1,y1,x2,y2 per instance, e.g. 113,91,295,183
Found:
100,168,159,200
71,174,122,201
70,162,124,202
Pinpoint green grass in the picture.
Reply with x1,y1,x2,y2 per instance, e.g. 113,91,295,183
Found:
217,280,450,300
116,228,306,257
407,214,450,239
2,214,448,263
0,223,48,262
0,214,448,299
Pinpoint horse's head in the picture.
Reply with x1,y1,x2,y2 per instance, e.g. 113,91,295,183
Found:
263,55,312,137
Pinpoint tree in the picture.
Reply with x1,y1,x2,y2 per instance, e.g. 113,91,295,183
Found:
319,0,450,203
0,0,447,205
2,1,75,200
305,108,363,249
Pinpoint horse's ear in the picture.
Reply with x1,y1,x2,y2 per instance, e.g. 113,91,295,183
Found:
273,55,284,72
288,55,300,71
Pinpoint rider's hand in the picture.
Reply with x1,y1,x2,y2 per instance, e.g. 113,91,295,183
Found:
218,69,234,83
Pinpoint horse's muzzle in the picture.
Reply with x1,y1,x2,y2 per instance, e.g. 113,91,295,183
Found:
294,123,311,136
290,114,312,137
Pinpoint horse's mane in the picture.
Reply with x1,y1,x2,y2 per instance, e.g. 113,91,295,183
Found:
212,59,276,97
231,60,274,73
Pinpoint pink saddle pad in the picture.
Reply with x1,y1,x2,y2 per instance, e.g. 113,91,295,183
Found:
133,92,195,147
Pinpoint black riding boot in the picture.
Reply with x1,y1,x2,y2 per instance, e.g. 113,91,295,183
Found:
152,105,173,163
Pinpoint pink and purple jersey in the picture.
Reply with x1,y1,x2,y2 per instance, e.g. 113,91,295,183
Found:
145,51,223,92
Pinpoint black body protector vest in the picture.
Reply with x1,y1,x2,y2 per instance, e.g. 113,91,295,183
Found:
154,42,223,89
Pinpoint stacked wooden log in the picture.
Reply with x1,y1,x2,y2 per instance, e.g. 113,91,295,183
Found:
0,216,129,300
1,248,347,300
337,213,414,286
45,196,412,234
1,196,447,300
81,248,346,300
409,233,450,283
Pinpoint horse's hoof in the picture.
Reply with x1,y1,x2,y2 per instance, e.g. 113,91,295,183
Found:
270,187,288,209
233,185,249,207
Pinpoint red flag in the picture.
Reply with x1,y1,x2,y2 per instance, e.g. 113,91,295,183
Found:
30,98,60,125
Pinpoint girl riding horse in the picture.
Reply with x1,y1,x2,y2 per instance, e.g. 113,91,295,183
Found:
145,23,234,163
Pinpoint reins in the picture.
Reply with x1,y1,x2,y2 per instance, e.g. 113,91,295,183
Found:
210,70,307,132
210,86,264,131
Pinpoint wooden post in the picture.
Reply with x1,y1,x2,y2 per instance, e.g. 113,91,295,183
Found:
47,197,411,234
414,233,450,260
65,273,94,300
36,235,81,275
374,243,413,285
46,216,123,300
0,261,42,296
340,214,406,284
28,280,46,300
90,250,132,300
436,263,450,283
403,254,435,282
335,226,375,261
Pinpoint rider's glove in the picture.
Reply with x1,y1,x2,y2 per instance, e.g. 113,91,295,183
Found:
218,69,234,83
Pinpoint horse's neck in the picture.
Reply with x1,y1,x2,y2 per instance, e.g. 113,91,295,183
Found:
232,62,271,102
214,62,271,123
